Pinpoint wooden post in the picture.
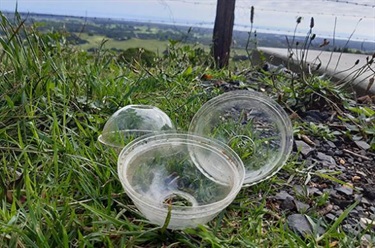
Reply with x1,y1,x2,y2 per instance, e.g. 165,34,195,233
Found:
212,0,236,68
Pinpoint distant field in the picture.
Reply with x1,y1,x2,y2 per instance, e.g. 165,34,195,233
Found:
76,33,170,54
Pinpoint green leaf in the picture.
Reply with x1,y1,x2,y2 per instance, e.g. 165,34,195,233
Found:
4,95,14,108
183,66,193,76
317,201,359,242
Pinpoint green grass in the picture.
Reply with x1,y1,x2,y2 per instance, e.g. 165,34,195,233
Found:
77,33,170,53
0,12,374,247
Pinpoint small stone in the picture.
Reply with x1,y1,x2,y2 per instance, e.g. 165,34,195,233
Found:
294,200,310,212
361,235,375,248
332,198,353,209
334,150,343,156
318,204,333,215
359,150,367,156
328,189,338,197
349,210,358,216
356,206,365,216
339,158,346,165
343,224,358,235
287,214,316,236
281,197,295,211
359,218,375,229
352,175,361,182
309,187,322,196
293,185,307,196
335,209,344,216
326,141,336,149
274,191,294,201
317,152,336,165
295,140,315,157
325,213,336,221
360,217,375,227
327,150,335,156
336,186,354,196
363,186,375,200
361,197,370,205
354,140,371,150
328,164,337,170
354,194,362,202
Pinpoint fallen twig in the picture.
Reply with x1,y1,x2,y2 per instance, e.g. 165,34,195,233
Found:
343,149,371,161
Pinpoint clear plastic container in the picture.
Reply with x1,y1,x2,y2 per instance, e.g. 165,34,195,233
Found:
117,133,245,230
189,90,293,186
98,105,175,149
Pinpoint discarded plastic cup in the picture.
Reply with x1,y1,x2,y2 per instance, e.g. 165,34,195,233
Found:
98,105,175,149
117,132,245,229
189,90,293,186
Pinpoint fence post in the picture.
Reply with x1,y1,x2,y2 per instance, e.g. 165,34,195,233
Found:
212,0,236,68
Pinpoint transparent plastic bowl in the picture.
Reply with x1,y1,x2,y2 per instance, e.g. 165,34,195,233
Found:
189,90,293,186
98,105,175,149
117,133,245,230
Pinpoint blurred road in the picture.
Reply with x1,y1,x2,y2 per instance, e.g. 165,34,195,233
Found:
257,47,374,95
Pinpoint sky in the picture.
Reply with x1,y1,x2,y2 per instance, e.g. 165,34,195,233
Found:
1,0,374,42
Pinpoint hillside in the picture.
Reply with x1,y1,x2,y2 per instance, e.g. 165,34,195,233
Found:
0,11,374,247
2,11,374,54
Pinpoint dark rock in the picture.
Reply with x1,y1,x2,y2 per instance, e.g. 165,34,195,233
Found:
316,152,336,165
359,149,367,156
354,140,371,149
334,150,343,156
336,186,354,196
355,206,364,215
363,185,375,200
274,191,294,201
281,197,295,211
333,205,341,211
303,110,330,122
335,209,344,216
354,194,362,202
309,187,322,196
295,140,315,157
361,197,371,205
293,185,307,196
326,141,336,149
294,200,310,212
342,224,359,235
349,210,358,216
287,214,324,237
327,189,338,197
327,150,335,156
332,198,354,208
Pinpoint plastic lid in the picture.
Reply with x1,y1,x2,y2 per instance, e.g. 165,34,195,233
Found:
189,90,293,186
98,105,175,149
